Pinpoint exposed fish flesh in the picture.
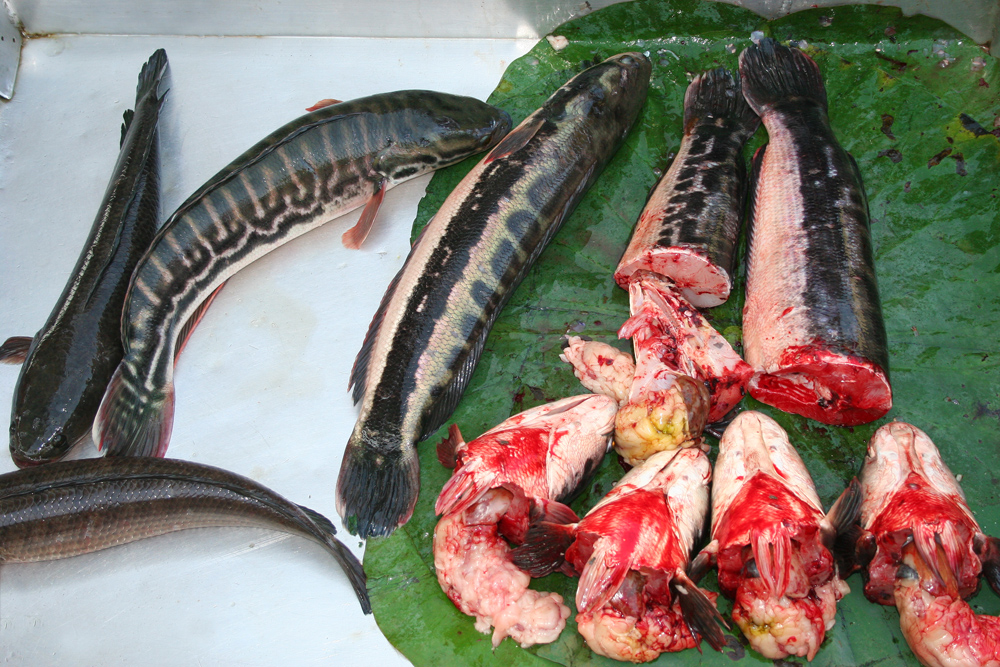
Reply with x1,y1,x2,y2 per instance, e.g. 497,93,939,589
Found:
337,53,651,538
613,274,710,464
855,421,1000,666
512,448,725,662
559,336,634,407
0,457,370,613
739,38,890,426
615,67,759,307
93,90,512,459
433,395,616,647
693,411,859,660
2,50,167,467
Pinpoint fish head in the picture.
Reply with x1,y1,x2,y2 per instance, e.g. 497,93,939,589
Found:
379,93,512,181
9,399,80,467
548,53,651,137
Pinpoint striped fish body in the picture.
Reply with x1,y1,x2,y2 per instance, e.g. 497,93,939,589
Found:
6,50,167,467
615,68,759,308
739,39,891,426
93,91,512,458
338,53,652,538
0,456,370,613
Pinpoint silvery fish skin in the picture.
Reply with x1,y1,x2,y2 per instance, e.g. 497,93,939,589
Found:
615,67,759,307
92,90,512,459
739,38,890,426
0,457,370,613
338,53,652,538
2,50,167,467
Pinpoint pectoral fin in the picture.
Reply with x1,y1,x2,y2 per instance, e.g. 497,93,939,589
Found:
341,181,385,250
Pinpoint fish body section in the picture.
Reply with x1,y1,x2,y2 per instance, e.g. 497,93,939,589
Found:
0,457,370,613
7,50,167,467
739,38,890,426
859,421,1000,666
93,90,512,459
432,395,615,648
615,67,759,307
512,448,724,662
338,53,651,538
702,411,854,661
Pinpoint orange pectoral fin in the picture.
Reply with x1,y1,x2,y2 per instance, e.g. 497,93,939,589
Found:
341,181,386,250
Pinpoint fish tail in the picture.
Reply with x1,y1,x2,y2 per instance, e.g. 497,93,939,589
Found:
136,48,169,103
296,504,372,614
335,431,419,538
738,37,827,116
683,67,760,138
93,362,175,458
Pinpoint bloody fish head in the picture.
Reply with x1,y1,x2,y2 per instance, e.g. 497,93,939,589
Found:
704,411,853,661
859,421,984,605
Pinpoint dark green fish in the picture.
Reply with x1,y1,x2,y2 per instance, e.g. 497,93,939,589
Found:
92,91,512,459
0,456,370,613
2,49,167,467
337,53,652,538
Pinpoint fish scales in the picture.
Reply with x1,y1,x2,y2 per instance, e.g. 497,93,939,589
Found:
739,39,890,426
338,54,652,538
4,50,168,467
615,68,759,307
94,90,511,458
0,457,371,613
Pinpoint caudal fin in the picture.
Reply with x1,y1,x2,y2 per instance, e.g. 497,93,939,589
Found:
738,37,827,116
93,362,175,458
336,434,419,538
684,67,760,139
297,504,372,614
136,48,169,104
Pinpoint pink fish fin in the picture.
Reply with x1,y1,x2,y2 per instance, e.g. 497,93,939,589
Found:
341,180,386,249
752,525,791,599
912,523,951,594
974,534,1000,597
936,522,967,597
673,568,728,652
0,336,32,364
94,363,175,458
532,498,579,525
484,116,544,163
434,459,495,517
174,281,228,363
617,306,660,341
305,98,342,111
576,538,632,614
508,519,577,578
436,423,465,469
688,541,718,583
821,477,862,549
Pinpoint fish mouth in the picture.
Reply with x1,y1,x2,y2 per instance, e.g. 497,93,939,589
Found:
10,428,75,468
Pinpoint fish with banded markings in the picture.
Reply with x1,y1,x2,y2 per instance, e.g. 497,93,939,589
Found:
2,49,167,467
0,456,370,613
739,38,891,426
337,53,651,538
92,90,511,459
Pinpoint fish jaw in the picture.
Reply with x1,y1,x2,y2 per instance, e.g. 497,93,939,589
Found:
434,395,615,517
433,488,570,648
860,422,983,605
560,336,635,406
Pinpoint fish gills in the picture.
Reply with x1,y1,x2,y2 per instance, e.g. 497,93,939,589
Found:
337,53,652,538
7,50,167,467
739,38,890,426
0,456,370,612
93,91,512,459
615,67,759,307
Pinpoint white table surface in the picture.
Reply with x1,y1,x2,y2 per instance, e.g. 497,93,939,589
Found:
0,33,535,666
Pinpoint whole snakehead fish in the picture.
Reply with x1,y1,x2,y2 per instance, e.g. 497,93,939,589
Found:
337,53,651,538
0,457,370,614
615,67,759,307
93,91,512,458
739,38,891,426
1,50,167,467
